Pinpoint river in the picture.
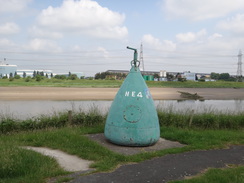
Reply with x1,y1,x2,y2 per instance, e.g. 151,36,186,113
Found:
0,100,243,120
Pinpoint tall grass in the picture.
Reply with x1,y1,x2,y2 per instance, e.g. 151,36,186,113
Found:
0,106,106,134
157,105,244,129
0,105,243,134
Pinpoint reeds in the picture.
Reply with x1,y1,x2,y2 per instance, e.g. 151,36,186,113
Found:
157,105,244,129
0,105,243,134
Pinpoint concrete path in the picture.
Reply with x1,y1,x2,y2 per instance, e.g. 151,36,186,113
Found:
69,145,244,183
23,146,94,172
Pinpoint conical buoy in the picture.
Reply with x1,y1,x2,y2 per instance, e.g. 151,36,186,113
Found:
104,46,160,146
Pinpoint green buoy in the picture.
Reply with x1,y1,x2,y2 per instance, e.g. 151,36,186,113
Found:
104,46,160,146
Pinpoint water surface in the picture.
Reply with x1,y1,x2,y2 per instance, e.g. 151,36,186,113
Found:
0,100,243,120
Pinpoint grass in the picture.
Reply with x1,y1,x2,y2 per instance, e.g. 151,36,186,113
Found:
0,125,243,183
0,142,67,183
1,78,244,88
170,165,244,183
0,106,244,183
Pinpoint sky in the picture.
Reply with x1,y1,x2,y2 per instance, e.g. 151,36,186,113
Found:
0,0,244,77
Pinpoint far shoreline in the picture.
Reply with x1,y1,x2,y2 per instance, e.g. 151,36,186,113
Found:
1,87,244,101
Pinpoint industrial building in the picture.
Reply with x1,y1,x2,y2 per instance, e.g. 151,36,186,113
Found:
0,59,84,78
106,69,210,81
16,70,53,78
0,63,17,78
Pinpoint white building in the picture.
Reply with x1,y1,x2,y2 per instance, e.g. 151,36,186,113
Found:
183,72,196,81
0,64,17,78
17,70,53,78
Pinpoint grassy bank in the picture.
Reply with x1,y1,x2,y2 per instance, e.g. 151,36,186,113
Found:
1,126,243,183
1,78,244,88
0,109,243,183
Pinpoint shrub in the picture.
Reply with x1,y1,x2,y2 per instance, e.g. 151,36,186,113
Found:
9,77,14,81
25,76,32,82
14,75,21,79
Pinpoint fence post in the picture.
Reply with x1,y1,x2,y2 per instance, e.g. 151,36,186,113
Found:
68,110,72,125
189,109,194,127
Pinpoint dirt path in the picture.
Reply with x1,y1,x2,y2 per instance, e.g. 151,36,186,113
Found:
1,87,244,100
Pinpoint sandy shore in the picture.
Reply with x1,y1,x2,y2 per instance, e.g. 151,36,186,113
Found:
1,87,244,100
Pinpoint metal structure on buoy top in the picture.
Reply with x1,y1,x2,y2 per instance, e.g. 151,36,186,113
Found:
104,46,160,147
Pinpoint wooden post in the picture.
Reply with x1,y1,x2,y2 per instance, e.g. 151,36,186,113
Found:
189,109,194,127
68,110,72,125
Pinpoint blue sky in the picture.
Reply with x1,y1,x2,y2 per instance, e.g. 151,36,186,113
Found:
0,0,243,76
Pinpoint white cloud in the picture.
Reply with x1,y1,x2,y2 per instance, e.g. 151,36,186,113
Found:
208,33,223,41
24,38,62,52
163,0,244,21
0,22,20,34
142,34,176,51
0,38,16,47
217,14,244,35
36,0,128,39
0,0,31,13
176,29,207,43
29,26,63,39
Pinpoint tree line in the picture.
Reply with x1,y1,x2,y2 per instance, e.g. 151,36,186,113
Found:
0,71,86,81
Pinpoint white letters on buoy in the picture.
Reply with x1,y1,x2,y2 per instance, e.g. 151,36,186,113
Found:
125,91,143,98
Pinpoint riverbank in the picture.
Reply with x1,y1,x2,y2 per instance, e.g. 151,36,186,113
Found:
1,87,244,100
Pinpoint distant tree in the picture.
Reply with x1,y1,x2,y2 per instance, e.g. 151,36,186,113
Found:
23,72,26,78
210,72,220,80
166,73,174,81
153,73,159,79
54,75,66,80
33,71,36,77
95,72,101,79
51,73,53,78
68,71,71,77
46,73,49,78
219,73,230,80
68,74,78,80
9,73,13,78
14,71,17,77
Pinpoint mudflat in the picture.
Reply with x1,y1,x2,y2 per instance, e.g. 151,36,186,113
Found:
1,87,244,100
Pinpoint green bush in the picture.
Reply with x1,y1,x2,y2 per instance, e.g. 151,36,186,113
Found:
25,76,32,82
9,77,14,81
0,118,18,133
14,75,21,79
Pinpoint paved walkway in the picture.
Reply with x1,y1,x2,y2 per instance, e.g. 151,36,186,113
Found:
69,145,244,183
